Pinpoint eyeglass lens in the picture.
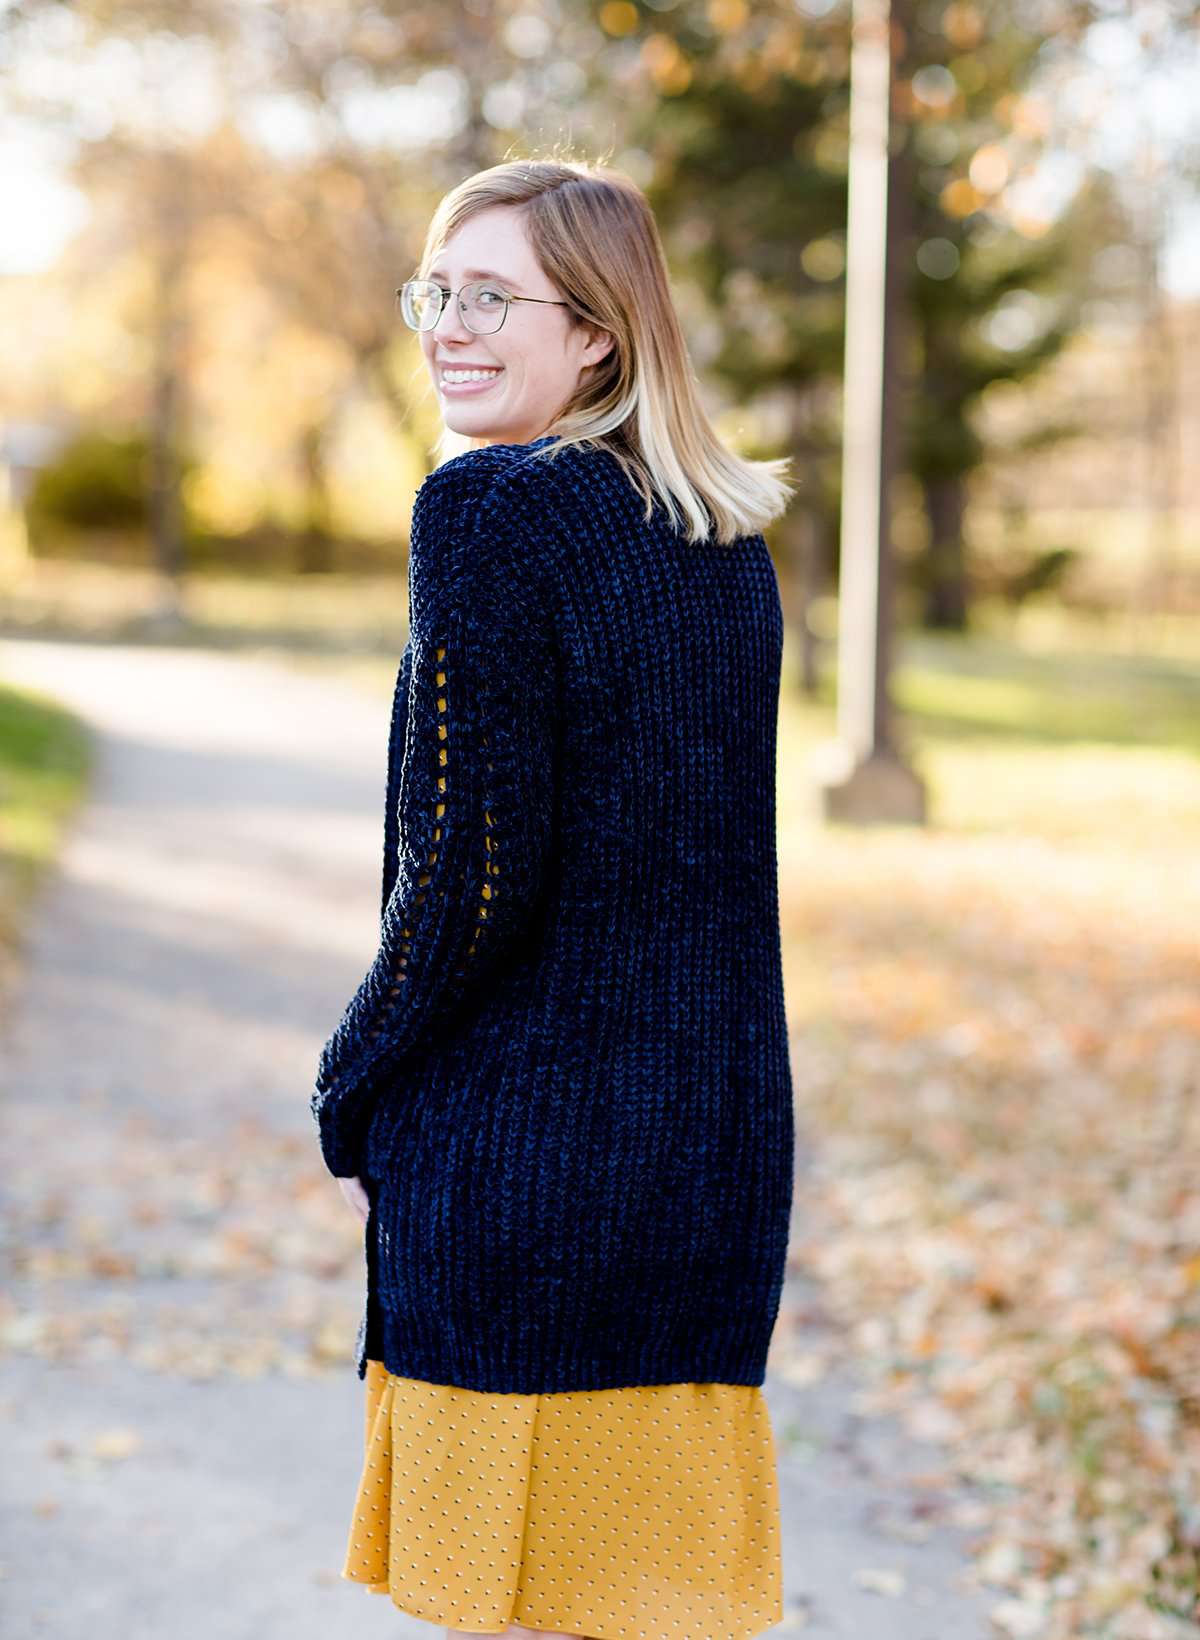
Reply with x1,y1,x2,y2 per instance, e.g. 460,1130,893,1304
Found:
400,280,508,334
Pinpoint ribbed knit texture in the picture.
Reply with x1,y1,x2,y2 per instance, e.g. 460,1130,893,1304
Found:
311,433,795,1393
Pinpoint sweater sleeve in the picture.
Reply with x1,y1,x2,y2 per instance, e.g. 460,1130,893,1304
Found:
379,636,413,922
310,456,559,1179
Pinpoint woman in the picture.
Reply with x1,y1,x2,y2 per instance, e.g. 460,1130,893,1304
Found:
311,158,798,1640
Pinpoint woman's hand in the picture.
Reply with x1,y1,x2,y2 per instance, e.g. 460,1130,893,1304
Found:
336,1173,371,1226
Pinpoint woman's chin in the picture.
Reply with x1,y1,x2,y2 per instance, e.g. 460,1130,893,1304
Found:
448,418,533,448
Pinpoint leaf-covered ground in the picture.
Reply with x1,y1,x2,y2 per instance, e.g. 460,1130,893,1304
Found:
777,620,1200,1638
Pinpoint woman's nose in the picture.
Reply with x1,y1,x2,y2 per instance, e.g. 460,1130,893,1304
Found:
434,296,474,340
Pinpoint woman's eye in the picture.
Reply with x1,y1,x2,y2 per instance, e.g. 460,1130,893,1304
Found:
478,287,506,305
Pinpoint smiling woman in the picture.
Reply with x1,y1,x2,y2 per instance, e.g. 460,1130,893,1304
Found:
313,157,796,1640
396,160,794,541
404,208,616,449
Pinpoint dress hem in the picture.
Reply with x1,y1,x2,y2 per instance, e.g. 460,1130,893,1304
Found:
342,1568,783,1639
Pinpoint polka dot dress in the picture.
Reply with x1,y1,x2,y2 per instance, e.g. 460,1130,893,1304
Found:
342,1357,785,1639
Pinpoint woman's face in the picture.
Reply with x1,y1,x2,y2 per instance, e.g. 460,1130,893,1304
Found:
419,205,612,447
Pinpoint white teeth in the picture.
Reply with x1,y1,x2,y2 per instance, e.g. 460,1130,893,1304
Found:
442,368,501,383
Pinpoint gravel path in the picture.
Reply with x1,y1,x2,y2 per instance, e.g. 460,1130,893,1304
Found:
0,636,997,1639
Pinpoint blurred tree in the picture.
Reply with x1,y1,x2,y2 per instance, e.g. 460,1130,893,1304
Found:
1,0,571,570
897,2,1085,629
1037,0,1200,616
628,2,851,693
226,0,617,490
9,0,1187,615
624,0,1093,636
39,128,203,608
27,432,151,535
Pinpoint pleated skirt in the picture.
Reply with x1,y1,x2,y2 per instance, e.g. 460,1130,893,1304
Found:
341,1356,785,1638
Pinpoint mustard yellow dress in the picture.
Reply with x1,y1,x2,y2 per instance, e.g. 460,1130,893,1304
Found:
341,1357,785,1639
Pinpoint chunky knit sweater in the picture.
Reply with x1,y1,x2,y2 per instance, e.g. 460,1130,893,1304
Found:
311,433,795,1393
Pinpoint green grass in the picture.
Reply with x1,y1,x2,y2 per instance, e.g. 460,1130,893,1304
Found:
777,610,1200,856
785,613,1200,754
0,684,93,978
896,630,1200,752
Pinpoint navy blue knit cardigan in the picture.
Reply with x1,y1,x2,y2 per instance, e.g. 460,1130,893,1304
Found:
311,433,794,1393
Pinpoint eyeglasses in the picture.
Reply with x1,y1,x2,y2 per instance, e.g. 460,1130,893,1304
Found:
396,278,573,335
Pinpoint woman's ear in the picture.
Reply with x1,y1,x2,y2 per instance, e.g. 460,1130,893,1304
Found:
583,326,616,369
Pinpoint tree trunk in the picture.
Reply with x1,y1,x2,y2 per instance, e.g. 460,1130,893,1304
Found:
297,422,335,574
923,473,967,629
148,248,185,567
147,150,189,626
1136,137,1179,616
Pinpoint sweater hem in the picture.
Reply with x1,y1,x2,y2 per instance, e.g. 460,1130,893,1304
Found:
362,1289,779,1393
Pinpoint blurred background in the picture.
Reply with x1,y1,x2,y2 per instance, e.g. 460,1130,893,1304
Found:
1,2,1198,1638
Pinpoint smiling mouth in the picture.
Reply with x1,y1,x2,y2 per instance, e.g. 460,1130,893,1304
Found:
440,367,504,383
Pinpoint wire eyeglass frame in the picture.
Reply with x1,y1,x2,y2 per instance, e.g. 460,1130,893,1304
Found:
397,278,573,335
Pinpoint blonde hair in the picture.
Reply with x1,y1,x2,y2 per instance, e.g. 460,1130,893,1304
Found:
413,159,795,545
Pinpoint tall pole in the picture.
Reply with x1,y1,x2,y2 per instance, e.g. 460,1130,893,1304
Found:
815,0,926,824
